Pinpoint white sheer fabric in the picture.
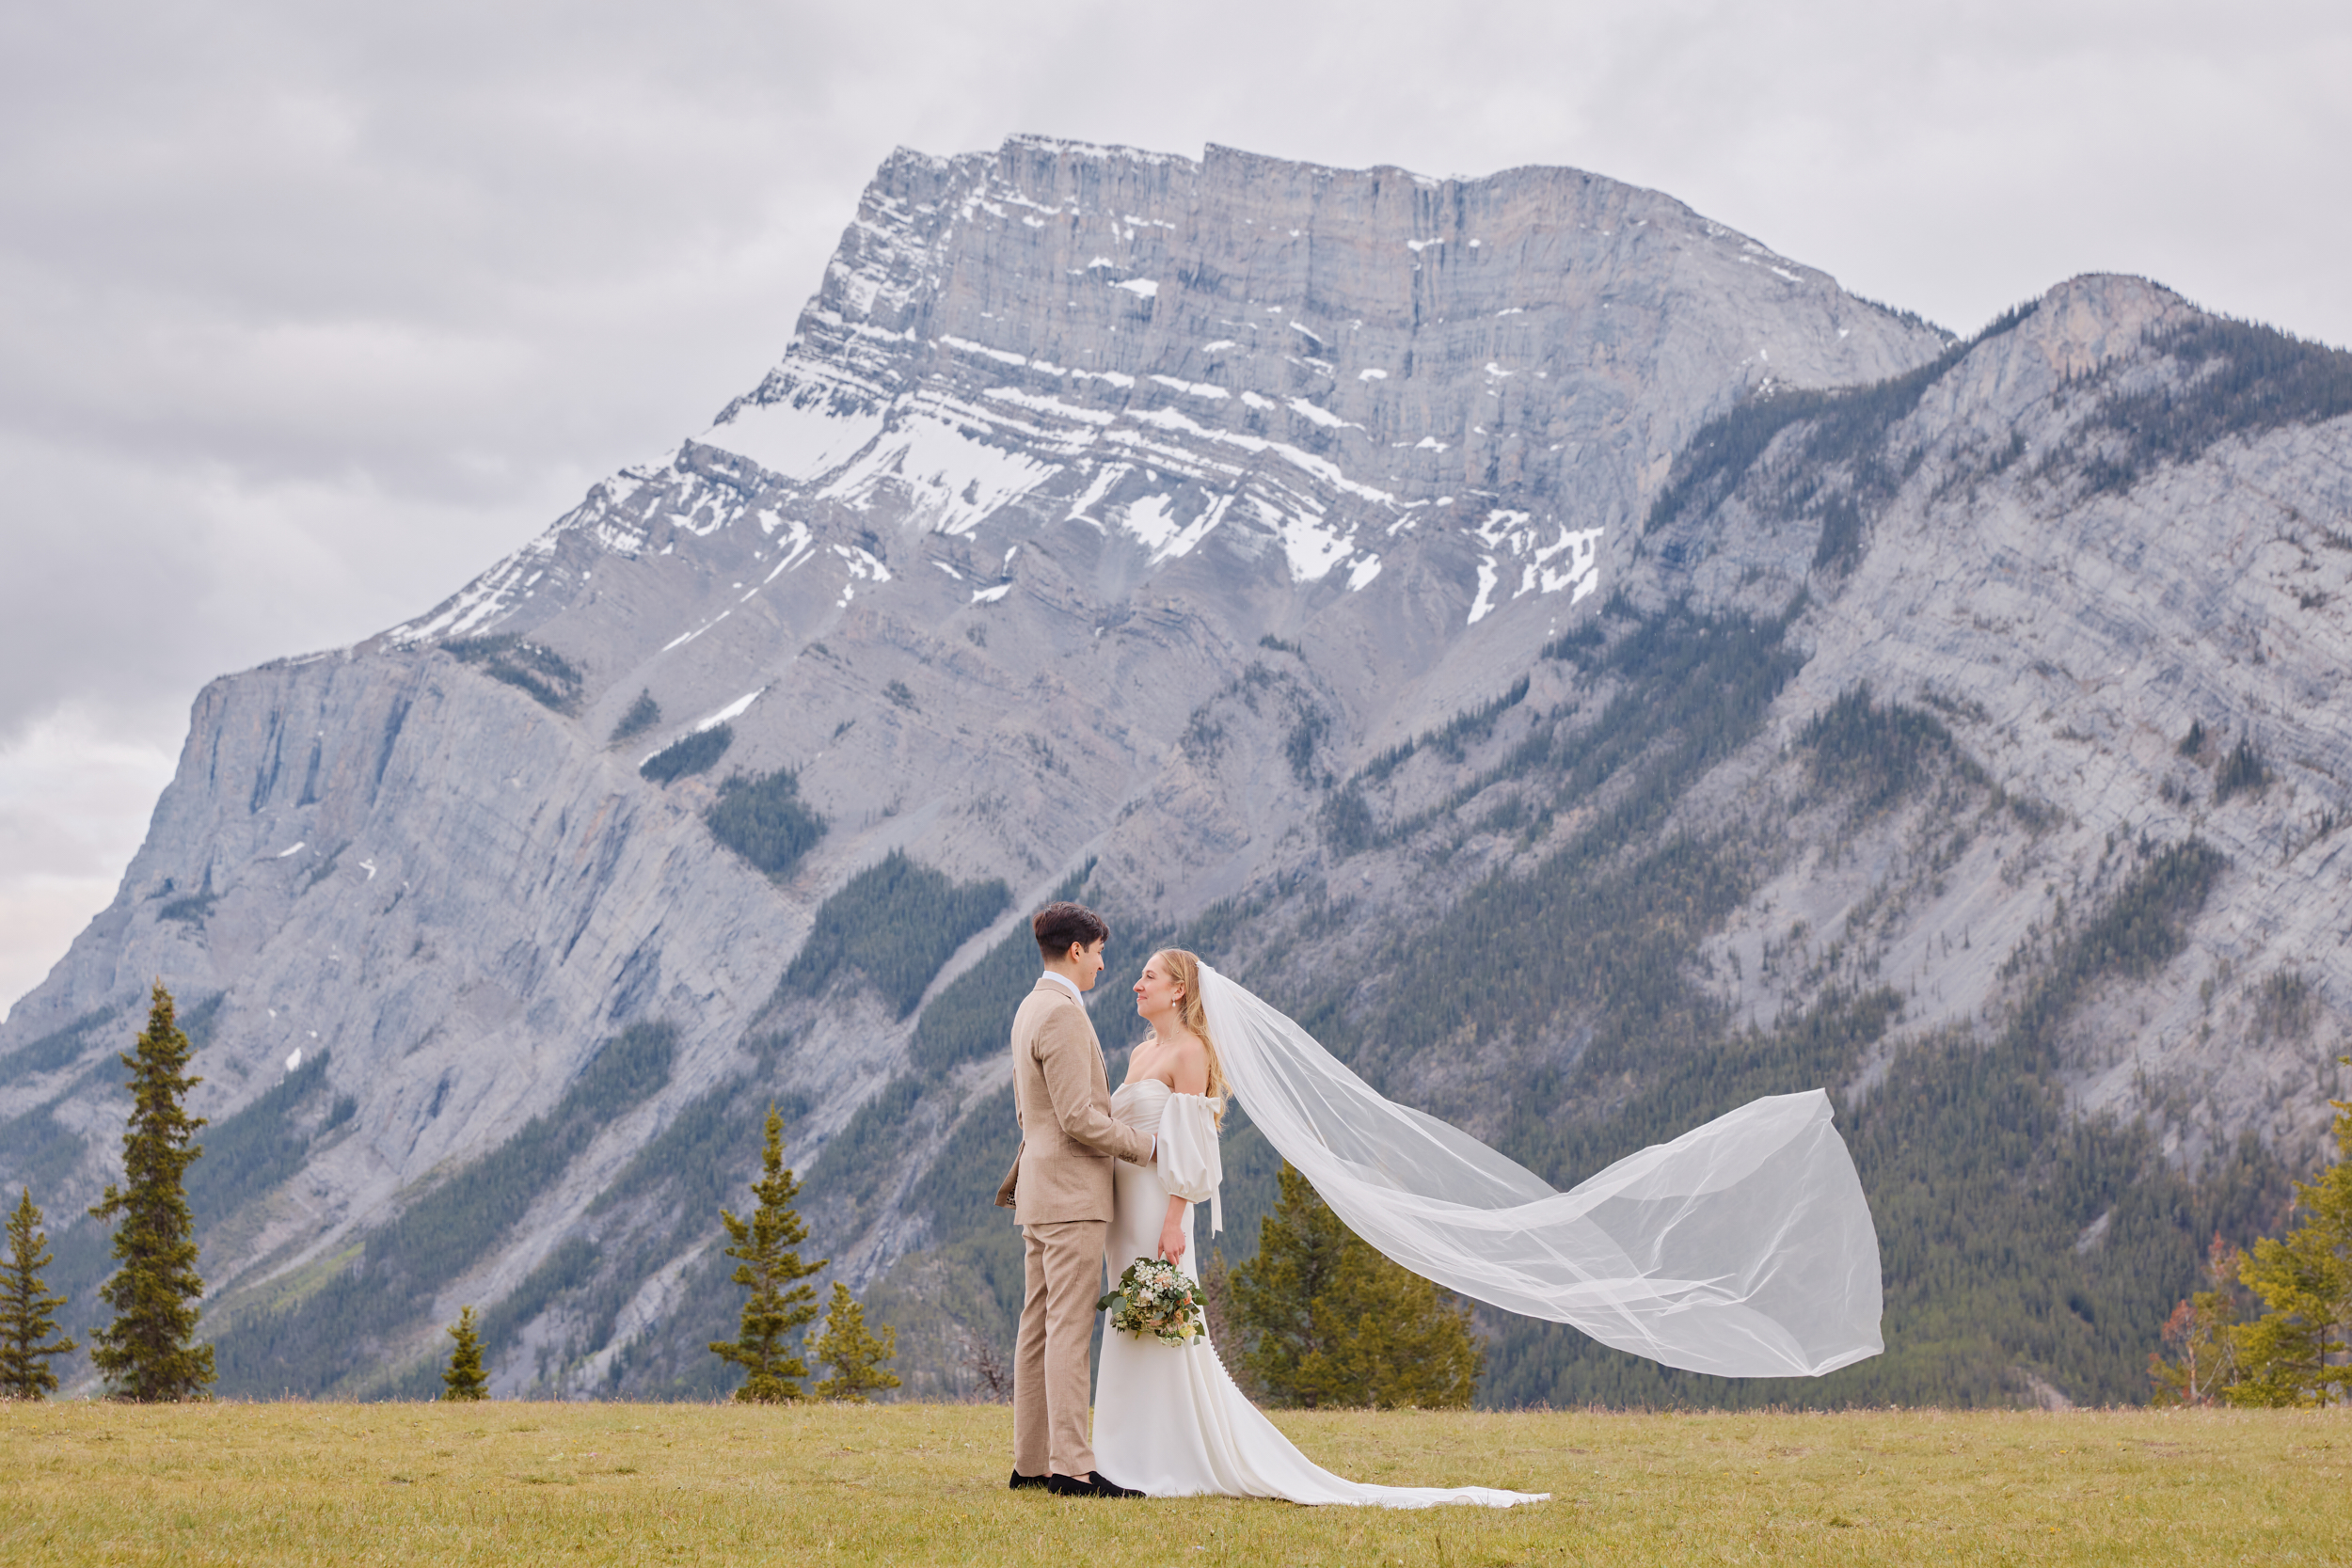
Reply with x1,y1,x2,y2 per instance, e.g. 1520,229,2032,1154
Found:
1196,963,1883,1379
1093,1080,1546,1507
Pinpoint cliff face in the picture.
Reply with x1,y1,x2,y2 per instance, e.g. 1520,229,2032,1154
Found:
1639,276,2352,1153
5,136,2344,1407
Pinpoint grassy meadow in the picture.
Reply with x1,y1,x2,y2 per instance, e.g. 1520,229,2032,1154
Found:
4,1400,2345,1565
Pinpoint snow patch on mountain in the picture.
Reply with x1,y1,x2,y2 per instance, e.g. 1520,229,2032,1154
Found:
818,408,1062,537
699,391,885,484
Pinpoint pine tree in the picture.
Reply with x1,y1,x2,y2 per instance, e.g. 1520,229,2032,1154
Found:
441,1306,489,1401
810,1281,901,1402
1231,1162,1484,1408
1,1188,76,1399
87,982,214,1402
2230,1057,2352,1407
1298,1240,1484,1409
1231,1163,1352,1404
709,1104,825,1402
2148,1234,2243,1405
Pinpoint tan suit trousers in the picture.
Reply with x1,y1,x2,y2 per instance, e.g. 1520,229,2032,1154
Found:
1014,1217,1105,1479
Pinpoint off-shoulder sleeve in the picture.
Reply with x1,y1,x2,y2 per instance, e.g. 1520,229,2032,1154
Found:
1158,1094,1225,1233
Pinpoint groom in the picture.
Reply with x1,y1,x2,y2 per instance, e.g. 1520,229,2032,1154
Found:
994,900,1155,1498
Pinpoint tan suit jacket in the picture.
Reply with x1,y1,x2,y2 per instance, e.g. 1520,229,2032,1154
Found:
994,977,1154,1224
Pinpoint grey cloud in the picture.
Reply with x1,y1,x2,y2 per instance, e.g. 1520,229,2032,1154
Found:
1,0,2346,1008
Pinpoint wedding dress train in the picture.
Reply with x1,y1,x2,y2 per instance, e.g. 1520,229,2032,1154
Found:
1090,1079,1545,1507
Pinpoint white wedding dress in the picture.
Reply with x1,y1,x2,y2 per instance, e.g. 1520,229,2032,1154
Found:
1090,1078,1546,1508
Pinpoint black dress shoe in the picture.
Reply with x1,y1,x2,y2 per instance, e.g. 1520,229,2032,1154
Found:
1048,1471,1143,1498
1009,1469,1049,1491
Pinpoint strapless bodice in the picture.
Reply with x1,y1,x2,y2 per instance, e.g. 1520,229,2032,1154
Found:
1112,1077,1172,1138
1109,1078,1224,1235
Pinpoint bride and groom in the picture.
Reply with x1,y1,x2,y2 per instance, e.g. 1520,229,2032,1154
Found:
995,899,1884,1507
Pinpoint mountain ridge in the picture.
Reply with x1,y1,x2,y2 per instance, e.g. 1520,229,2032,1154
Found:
4,135,2345,1406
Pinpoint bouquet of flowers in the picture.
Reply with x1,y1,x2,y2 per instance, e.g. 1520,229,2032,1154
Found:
1098,1256,1205,1347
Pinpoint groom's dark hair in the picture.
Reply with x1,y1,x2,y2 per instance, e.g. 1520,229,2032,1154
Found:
1033,900,1108,960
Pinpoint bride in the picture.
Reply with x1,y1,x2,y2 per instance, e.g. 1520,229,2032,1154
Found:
1091,948,1545,1507
1089,948,1883,1504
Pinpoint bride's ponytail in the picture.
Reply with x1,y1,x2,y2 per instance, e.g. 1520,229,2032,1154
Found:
1154,947,1229,1126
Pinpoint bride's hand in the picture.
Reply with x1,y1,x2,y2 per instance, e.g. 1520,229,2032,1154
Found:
1157,1213,1187,1266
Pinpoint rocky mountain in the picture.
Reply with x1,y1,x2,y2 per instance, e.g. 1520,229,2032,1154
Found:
5,135,2347,1409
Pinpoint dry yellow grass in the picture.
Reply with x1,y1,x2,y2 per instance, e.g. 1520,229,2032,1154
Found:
4,1399,2345,1565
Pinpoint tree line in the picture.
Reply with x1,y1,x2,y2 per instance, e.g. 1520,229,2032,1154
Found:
0,985,904,1404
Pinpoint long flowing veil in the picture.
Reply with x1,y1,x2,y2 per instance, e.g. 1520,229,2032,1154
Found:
1197,962,1883,1378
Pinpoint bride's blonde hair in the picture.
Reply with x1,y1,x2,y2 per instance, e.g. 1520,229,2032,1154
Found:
1152,947,1229,1125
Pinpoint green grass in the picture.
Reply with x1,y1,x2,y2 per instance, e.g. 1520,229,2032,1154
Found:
3,1402,2344,1564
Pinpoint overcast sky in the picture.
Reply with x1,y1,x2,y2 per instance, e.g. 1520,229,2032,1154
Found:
3,0,2346,1019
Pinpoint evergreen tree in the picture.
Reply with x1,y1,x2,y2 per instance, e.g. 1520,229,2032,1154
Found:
1231,1163,1352,1403
2230,1058,2352,1407
709,1104,825,1402
1299,1240,1484,1409
2148,1235,2244,1405
87,982,214,1402
1,1188,76,1399
440,1306,489,1401
809,1281,901,1402
1231,1162,1483,1408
